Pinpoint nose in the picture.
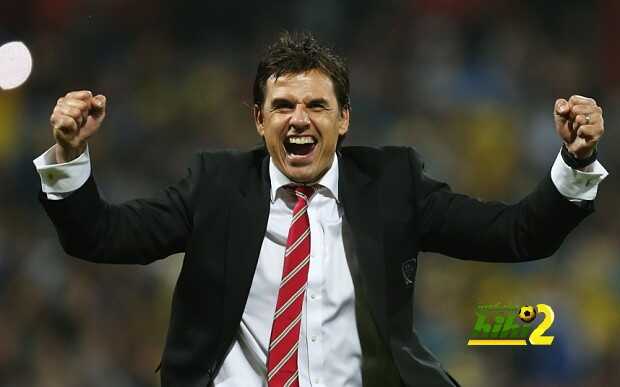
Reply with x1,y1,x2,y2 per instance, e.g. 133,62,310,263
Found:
290,103,310,131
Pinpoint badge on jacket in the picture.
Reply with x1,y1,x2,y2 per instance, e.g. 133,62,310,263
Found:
401,257,417,286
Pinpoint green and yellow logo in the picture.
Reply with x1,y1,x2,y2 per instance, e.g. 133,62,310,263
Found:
467,303,555,346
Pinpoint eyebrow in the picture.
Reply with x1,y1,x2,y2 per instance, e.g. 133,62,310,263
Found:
269,97,331,107
270,98,295,107
306,98,329,107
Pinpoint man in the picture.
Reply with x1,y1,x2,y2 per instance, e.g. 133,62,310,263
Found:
35,32,607,387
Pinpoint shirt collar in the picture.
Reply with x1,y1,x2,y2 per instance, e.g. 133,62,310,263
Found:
269,155,339,203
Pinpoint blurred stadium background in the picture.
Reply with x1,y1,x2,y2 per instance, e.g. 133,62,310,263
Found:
1,0,619,386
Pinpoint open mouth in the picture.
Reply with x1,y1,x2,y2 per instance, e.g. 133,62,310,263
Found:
283,135,317,159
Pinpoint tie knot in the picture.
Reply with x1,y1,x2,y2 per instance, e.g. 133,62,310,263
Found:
288,184,316,201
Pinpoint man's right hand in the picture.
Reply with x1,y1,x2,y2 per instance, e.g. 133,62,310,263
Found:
50,90,107,163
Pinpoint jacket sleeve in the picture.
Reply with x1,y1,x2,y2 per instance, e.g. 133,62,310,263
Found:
39,153,204,265
410,148,594,262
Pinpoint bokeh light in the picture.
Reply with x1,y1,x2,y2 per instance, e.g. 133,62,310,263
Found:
0,41,33,90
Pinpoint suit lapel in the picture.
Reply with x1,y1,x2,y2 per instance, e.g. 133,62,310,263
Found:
218,153,271,361
339,153,390,344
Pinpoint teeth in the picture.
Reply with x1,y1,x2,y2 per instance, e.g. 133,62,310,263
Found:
288,136,315,144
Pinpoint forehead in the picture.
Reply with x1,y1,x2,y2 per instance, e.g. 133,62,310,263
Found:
265,70,337,101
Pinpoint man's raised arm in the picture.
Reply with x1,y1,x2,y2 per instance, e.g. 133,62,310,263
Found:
416,95,608,261
34,90,201,265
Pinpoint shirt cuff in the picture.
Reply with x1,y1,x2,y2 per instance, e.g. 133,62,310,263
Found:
550,150,609,201
33,145,91,200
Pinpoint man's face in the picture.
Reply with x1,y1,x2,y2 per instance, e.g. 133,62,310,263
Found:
254,70,349,183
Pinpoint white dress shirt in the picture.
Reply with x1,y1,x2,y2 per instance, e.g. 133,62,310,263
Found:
33,145,608,387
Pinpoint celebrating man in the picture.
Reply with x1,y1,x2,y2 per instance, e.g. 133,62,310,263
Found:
35,32,608,387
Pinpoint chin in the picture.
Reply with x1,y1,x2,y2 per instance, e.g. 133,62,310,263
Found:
284,165,318,183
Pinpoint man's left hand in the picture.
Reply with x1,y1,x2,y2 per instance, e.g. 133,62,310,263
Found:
554,95,604,159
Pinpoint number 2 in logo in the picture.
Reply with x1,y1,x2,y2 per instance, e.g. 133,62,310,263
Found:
528,304,555,346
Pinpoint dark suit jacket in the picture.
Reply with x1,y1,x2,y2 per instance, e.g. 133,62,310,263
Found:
40,146,593,387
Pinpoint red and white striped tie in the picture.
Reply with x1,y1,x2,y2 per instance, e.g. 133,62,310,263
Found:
267,185,315,387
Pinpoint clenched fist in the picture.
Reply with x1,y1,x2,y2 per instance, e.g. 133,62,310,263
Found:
50,90,107,163
554,95,604,160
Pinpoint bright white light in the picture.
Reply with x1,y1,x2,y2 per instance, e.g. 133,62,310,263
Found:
0,41,33,90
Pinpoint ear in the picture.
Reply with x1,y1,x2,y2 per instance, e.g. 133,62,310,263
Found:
338,107,350,136
254,104,265,136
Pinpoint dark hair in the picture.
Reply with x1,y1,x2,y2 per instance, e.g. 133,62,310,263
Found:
253,31,351,113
